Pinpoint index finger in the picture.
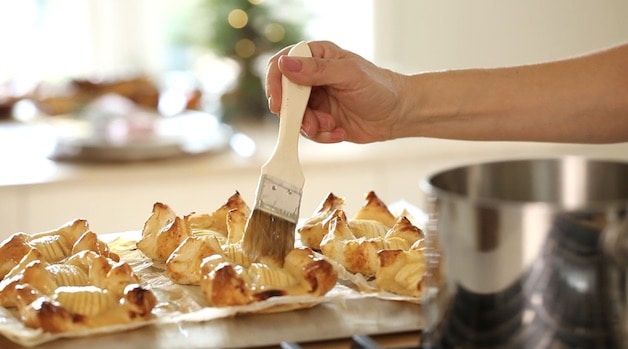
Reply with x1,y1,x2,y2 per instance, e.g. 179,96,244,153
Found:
265,45,293,114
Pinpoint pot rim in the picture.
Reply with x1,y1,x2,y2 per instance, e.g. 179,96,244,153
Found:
420,155,628,211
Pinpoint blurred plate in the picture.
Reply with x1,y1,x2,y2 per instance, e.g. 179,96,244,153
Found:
49,111,233,162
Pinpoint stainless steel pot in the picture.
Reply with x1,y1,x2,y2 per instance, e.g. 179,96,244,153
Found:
420,157,628,349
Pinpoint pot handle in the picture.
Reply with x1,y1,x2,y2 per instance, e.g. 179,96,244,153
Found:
603,218,628,268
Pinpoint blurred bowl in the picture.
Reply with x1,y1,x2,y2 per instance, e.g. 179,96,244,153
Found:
420,157,628,348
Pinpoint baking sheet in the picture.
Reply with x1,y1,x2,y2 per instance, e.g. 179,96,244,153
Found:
0,201,429,348
0,296,424,349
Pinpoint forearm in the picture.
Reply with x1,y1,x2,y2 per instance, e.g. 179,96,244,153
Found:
396,44,628,143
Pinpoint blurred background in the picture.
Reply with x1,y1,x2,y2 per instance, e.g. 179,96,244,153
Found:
1,0,628,237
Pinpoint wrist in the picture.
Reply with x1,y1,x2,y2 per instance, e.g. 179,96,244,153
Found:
390,73,430,139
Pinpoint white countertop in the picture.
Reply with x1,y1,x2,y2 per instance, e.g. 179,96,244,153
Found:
3,118,628,188
2,118,628,236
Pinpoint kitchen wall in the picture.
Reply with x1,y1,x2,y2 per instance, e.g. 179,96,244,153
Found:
373,0,628,73
3,1,628,237
4,1,628,83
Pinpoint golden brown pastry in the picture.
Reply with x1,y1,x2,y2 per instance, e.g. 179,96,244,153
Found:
71,75,161,109
17,281,156,332
353,191,397,228
31,75,162,116
0,219,156,333
347,219,389,239
0,219,118,280
320,210,387,276
166,235,223,285
188,191,250,241
0,250,48,307
297,193,345,250
138,192,338,307
376,239,427,297
137,192,249,260
302,191,430,297
0,220,90,279
298,191,399,251
136,202,192,261
319,209,423,277
200,246,337,307
0,247,156,333
0,233,34,279
72,230,119,261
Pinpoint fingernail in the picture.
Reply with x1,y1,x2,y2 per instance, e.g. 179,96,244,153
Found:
300,124,310,137
281,56,302,72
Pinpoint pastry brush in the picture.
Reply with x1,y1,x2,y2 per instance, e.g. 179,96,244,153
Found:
242,41,312,265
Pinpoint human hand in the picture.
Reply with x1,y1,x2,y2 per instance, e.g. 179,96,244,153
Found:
265,41,407,144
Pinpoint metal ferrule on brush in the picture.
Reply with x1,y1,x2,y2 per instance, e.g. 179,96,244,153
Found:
254,174,302,224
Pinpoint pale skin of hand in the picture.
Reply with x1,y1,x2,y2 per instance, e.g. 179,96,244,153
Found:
265,40,628,144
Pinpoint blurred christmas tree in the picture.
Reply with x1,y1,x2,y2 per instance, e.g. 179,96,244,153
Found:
172,0,308,123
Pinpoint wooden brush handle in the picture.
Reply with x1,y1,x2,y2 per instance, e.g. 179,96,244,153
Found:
262,41,312,186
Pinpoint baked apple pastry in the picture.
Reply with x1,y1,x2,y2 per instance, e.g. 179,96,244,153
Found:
137,191,338,307
199,246,337,307
0,219,118,280
299,191,429,297
0,220,156,332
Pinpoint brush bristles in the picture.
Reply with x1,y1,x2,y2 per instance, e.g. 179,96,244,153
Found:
242,209,296,265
